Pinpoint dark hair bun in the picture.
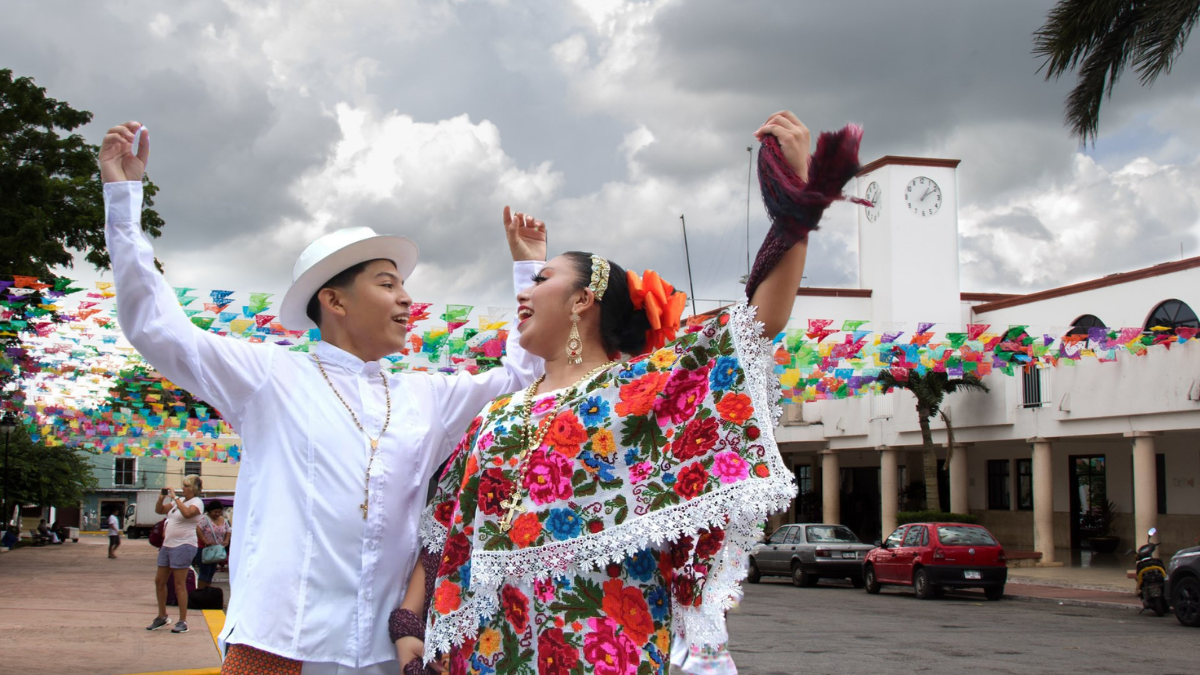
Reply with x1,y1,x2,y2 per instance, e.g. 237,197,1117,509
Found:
564,252,653,356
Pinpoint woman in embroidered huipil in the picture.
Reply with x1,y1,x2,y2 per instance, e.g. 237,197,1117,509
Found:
390,112,870,675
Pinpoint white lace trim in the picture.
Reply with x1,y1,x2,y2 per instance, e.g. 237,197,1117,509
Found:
425,302,796,656
419,504,447,553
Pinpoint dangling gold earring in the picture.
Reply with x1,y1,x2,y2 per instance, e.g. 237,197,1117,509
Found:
566,313,583,365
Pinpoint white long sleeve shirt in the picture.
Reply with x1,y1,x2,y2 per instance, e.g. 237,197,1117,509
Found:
104,181,543,667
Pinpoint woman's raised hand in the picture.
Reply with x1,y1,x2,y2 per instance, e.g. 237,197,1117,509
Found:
755,111,811,183
503,206,547,262
99,122,149,184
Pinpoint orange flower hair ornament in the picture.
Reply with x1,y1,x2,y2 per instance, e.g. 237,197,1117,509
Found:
626,269,687,353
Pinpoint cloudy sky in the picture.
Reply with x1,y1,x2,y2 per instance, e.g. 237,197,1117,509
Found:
5,0,1200,314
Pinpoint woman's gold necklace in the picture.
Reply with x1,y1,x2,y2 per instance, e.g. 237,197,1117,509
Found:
498,360,619,532
314,354,392,520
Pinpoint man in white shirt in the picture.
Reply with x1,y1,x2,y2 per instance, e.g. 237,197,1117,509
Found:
107,509,121,559
98,122,546,674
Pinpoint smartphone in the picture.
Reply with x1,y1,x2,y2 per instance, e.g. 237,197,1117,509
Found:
161,488,169,496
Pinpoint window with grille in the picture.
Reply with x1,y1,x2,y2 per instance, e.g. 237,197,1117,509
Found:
114,458,137,486
185,461,202,477
987,460,1010,510
1022,366,1044,408
1016,459,1033,511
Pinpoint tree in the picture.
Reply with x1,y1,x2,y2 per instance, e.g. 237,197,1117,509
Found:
1,69,165,393
1034,1,1200,142
875,370,989,512
3,424,97,523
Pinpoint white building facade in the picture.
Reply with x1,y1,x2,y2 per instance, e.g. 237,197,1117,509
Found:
774,155,1200,564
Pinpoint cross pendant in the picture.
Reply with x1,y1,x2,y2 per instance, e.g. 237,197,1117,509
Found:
498,495,525,532
360,501,369,520
370,439,379,451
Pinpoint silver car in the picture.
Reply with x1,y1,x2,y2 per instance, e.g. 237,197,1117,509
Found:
748,523,875,587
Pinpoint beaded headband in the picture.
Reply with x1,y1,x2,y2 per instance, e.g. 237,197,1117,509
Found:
588,255,610,300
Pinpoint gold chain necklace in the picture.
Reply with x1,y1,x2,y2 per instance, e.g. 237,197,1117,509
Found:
314,354,392,520
498,361,619,532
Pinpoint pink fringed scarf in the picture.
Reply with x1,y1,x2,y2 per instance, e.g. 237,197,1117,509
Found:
744,124,869,299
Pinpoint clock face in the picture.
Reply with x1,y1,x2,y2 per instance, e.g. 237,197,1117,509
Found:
905,176,942,217
864,181,882,222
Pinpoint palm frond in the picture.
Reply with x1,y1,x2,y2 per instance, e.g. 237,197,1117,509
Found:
1133,0,1200,84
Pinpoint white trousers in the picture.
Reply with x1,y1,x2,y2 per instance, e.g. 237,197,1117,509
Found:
301,660,399,675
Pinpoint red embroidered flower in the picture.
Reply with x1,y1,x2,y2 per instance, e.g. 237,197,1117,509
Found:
669,535,693,569
449,638,474,675
654,366,711,426
537,628,580,675
673,463,709,500
695,527,725,560
523,449,574,505
477,468,516,516
746,425,761,440
588,520,605,534
433,579,461,615
545,410,588,458
583,617,640,675
716,392,754,425
509,512,542,548
671,417,719,461
673,573,698,607
601,579,655,647
754,462,771,478
438,532,471,576
433,500,456,527
615,372,669,417
502,584,530,632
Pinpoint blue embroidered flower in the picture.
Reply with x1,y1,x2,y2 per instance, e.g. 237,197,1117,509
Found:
459,560,471,589
709,355,739,391
470,653,495,675
624,448,641,466
663,472,676,485
625,548,657,582
556,575,573,591
493,423,508,438
545,508,583,540
647,586,670,621
578,396,611,426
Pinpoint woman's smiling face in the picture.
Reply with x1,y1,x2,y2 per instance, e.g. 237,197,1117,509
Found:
515,254,589,360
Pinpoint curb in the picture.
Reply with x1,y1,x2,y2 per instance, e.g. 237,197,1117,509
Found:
1005,592,1141,611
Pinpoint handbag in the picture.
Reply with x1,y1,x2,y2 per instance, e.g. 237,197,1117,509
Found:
148,519,166,548
199,517,227,563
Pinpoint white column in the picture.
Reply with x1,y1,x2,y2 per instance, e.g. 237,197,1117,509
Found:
821,450,840,525
1031,439,1055,564
879,447,899,537
949,443,969,515
1128,432,1159,545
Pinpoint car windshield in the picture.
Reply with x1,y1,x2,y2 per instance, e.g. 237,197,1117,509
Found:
936,526,997,546
806,526,860,544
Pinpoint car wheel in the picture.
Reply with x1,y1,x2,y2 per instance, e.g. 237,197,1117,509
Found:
1172,576,1200,627
747,559,761,584
863,565,881,594
984,585,1004,601
913,568,934,600
851,576,866,589
791,562,818,587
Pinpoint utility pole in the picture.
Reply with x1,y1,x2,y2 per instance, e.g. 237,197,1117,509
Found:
1,411,17,530
679,215,698,317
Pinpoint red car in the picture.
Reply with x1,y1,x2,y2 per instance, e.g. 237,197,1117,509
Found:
863,522,1008,600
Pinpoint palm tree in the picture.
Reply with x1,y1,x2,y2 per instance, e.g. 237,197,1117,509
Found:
1033,0,1200,142
875,370,989,512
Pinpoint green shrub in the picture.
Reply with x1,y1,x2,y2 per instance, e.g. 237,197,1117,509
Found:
896,510,979,525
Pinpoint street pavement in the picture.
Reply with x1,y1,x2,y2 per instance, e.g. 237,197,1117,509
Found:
727,578,1196,674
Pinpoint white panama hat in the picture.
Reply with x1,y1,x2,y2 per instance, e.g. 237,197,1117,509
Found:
278,227,419,331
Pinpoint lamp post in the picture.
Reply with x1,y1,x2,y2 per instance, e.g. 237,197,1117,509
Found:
1,411,17,530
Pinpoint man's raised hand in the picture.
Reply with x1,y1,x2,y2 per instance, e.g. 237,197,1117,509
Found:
99,122,149,184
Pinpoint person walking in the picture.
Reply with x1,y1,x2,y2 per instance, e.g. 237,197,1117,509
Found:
107,508,121,559
196,502,231,589
147,475,205,634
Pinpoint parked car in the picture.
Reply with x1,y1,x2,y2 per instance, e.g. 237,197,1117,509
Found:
748,523,875,587
863,522,1007,600
1166,544,1200,627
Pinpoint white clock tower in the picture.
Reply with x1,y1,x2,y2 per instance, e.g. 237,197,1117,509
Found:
855,156,962,330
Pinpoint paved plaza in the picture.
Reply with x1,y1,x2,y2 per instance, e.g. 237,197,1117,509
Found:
2,536,1196,674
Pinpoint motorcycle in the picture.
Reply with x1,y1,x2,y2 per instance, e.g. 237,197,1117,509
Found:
1130,527,1168,617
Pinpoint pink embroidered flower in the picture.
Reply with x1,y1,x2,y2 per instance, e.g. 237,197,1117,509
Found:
629,461,653,485
711,451,749,484
534,577,556,603
477,431,495,452
583,616,640,675
531,396,558,416
523,449,574,505
653,365,711,426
